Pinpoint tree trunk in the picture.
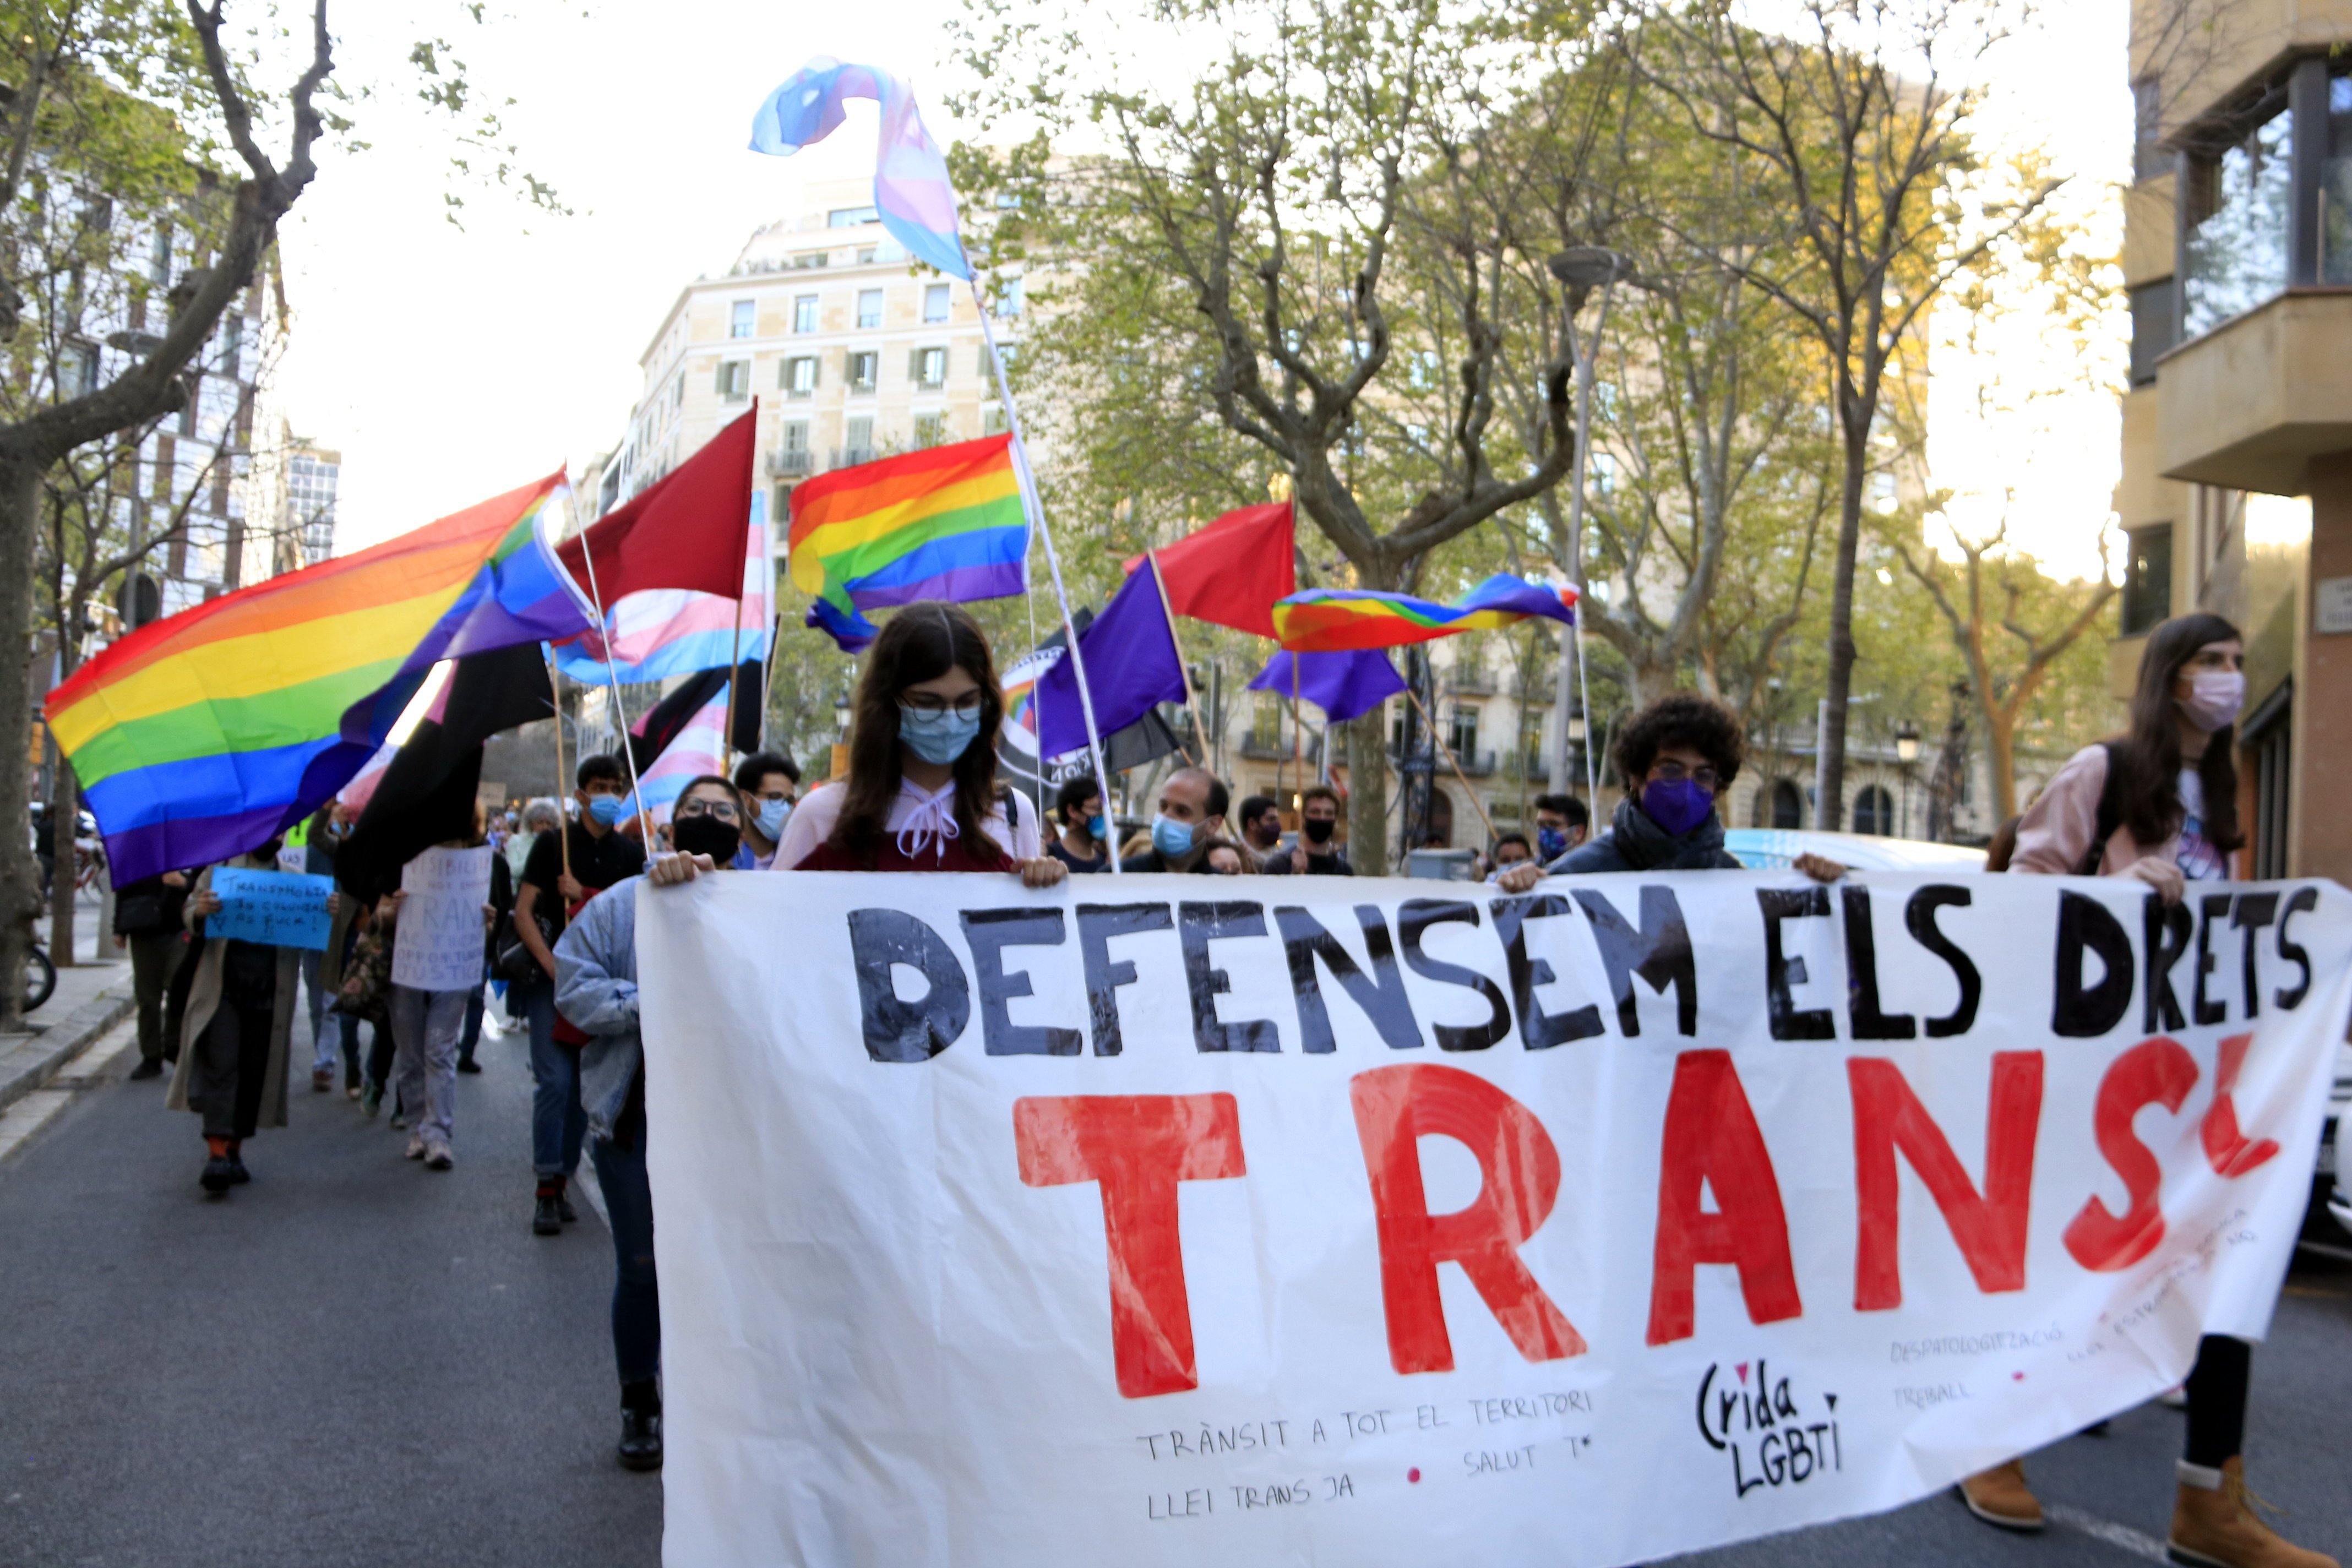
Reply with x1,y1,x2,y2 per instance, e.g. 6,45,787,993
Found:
46,756,77,966
1345,709,1390,878
1815,431,1869,831
0,455,51,1030
1982,700,2019,824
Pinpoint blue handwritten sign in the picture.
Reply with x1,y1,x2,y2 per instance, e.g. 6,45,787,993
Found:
209,868,334,951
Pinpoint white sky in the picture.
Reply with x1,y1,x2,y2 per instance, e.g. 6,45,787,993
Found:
281,1,2132,581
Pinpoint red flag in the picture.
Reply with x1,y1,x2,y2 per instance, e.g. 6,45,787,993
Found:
560,405,758,605
1121,500,1295,637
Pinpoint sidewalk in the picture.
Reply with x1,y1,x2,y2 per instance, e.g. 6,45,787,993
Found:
0,888,134,1113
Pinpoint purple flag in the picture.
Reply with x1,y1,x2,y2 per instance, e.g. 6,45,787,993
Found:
1036,560,1186,760
1248,648,1406,724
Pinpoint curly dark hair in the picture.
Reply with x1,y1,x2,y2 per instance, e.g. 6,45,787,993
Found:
1613,693,1746,790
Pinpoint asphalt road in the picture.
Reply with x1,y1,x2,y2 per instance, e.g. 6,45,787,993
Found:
1,1004,2346,1568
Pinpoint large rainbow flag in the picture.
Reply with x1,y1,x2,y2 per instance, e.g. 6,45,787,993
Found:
46,472,594,885
787,433,1027,651
1271,574,1578,652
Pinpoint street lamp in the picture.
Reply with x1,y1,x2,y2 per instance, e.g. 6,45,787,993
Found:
1543,248,1633,809
1894,721,1921,839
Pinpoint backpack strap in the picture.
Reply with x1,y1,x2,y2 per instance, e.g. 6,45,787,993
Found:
2075,741,2121,878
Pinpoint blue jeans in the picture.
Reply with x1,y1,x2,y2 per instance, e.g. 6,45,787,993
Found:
520,979,584,1180
590,1101,660,1387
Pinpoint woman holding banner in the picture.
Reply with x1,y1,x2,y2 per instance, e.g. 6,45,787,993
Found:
762,602,1065,886
1961,613,2331,1568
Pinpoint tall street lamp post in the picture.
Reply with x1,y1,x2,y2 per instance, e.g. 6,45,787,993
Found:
1545,247,1632,809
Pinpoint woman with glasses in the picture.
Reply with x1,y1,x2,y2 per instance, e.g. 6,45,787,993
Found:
758,602,1065,885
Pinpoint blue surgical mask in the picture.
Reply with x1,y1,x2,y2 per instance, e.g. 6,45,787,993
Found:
1641,777,1715,837
1537,826,1567,861
755,798,792,840
899,703,981,765
1087,813,1109,842
1152,813,1196,859
587,793,628,827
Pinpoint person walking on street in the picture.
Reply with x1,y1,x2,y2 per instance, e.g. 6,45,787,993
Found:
171,839,334,1194
112,866,192,1080
383,811,498,1171
1261,783,1352,875
1953,613,2335,1568
299,801,361,1093
514,756,646,1235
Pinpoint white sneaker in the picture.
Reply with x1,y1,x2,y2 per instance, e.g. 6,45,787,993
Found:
423,1144,453,1171
404,1134,427,1160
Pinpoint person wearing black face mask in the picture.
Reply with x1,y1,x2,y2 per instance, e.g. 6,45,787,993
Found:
1262,784,1352,875
554,773,744,1474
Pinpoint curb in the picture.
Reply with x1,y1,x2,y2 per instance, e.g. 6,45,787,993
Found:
0,983,137,1114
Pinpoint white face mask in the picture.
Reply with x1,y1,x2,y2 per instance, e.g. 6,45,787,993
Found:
2177,669,2245,733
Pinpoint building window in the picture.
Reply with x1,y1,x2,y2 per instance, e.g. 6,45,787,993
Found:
792,252,827,270
996,276,1023,317
2132,77,2165,183
731,300,755,339
2128,282,2175,384
829,205,879,227
856,246,877,264
149,224,171,285
673,371,685,409
2324,76,2352,282
2122,523,2173,635
1253,694,1282,748
781,356,818,398
857,288,883,329
913,411,946,448
58,341,96,400
775,420,812,476
981,342,1016,381
912,346,947,388
983,404,1009,435
1854,784,1894,836
1589,451,1616,494
793,295,817,334
2243,684,2291,879
781,420,809,453
844,415,875,464
1752,778,1804,830
1447,705,1478,758
2183,94,2291,337
717,360,750,401
923,282,951,324
847,351,878,393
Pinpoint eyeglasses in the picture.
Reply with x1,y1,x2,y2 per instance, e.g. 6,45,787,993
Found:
674,798,741,823
900,691,985,717
1648,761,1720,790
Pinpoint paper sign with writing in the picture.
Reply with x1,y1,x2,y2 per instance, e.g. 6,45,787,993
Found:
390,846,493,991
208,868,334,951
638,872,2352,1568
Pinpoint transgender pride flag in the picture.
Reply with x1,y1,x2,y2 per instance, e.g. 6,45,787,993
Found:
629,688,728,827
553,491,772,685
748,58,970,280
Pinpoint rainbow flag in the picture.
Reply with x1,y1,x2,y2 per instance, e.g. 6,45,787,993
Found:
1272,574,1578,652
788,433,1027,652
46,473,594,885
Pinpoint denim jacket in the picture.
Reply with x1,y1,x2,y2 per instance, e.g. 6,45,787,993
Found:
553,875,641,1144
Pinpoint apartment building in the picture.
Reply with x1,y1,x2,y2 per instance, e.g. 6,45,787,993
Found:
594,176,1017,530
2117,0,2352,883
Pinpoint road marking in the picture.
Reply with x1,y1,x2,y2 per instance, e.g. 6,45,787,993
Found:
2045,1502,2171,1562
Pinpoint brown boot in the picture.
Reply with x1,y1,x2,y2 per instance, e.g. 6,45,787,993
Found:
1958,1458,2044,1531
2170,1458,2340,1568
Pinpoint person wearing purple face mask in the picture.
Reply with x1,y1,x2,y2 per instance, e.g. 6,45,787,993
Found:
1496,693,1845,889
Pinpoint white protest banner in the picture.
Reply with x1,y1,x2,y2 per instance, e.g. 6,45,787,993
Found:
390,845,492,992
636,870,2352,1568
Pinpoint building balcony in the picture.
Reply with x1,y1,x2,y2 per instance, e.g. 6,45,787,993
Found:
830,446,879,470
1451,748,1498,777
1239,733,1319,763
766,447,814,478
2156,288,2352,496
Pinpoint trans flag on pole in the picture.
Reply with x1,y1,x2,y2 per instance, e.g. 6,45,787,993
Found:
748,58,970,280
553,490,774,685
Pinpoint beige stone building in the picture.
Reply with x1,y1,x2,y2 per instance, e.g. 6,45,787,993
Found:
2116,0,2352,882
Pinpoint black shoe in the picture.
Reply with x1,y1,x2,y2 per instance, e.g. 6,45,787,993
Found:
128,1059,164,1080
558,1191,579,1224
618,1406,663,1471
533,1192,563,1236
200,1156,235,1194
456,1057,482,1074
227,1153,251,1185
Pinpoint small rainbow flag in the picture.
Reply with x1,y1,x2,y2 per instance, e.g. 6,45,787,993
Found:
46,473,594,885
788,433,1027,651
1272,574,1578,652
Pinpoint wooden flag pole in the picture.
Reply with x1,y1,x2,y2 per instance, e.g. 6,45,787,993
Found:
1146,552,1201,767
573,524,657,849
1404,683,1499,847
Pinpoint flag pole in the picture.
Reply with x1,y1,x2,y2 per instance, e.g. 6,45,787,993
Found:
573,524,656,848
546,654,572,884
966,264,1119,874
721,405,761,775
1145,553,1200,767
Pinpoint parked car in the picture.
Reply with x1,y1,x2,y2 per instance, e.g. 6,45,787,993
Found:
1723,828,1989,873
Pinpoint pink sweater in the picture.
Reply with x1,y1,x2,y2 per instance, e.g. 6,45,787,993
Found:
2010,743,2174,878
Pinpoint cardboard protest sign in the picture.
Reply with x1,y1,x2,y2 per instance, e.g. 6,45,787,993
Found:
390,846,493,991
637,871,2352,1568
207,868,334,950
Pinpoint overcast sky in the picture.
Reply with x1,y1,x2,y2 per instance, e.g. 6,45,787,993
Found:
277,1,2132,581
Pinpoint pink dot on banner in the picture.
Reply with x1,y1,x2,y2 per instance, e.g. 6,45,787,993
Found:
1408,1468,1422,1484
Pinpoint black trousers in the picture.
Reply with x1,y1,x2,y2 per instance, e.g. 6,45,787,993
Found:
2184,1334,2251,1468
189,999,273,1140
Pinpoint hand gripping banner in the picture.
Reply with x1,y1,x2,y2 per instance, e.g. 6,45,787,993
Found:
635,871,2352,1567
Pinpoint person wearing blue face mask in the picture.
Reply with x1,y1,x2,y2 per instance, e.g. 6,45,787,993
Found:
513,753,646,1236
730,750,802,871
1046,775,1110,874
1497,694,1844,889
1531,793,1589,864
1118,766,1230,874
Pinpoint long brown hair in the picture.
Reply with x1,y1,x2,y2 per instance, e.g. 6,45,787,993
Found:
2111,612,2243,855
829,601,1009,868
